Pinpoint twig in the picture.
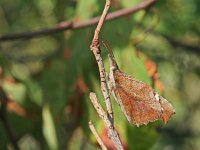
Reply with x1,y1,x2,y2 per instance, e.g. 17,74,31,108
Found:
89,93,123,150
89,0,124,149
90,0,113,122
0,87,19,150
0,0,156,41
89,121,108,150
1,116,19,150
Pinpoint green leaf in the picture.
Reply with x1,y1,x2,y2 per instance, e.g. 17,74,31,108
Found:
121,0,142,8
68,127,100,150
42,104,58,150
25,79,43,106
126,124,159,150
3,82,26,105
75,0,98,20
11,63,31,80
39,59,72,115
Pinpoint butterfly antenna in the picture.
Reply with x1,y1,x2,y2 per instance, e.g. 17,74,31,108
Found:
102,40,119,70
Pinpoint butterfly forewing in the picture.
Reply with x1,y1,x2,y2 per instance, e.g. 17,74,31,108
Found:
113,70,163,126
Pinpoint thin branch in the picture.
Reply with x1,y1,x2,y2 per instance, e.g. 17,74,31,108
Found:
89,121,108,150
89,0,124,149
90,0,113,123
0,0,156,41
0,87,19,150
89,93,123,150
89,93,111,126
0,116,19,150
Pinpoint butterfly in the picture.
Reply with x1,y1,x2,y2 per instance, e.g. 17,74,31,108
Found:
102,40,175,127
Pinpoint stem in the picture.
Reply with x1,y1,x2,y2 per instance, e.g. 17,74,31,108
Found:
0,0,156,41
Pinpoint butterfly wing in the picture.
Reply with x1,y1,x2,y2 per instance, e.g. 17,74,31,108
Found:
114,86,161,126
113,70,174,126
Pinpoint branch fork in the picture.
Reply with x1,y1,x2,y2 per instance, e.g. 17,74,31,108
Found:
88,0,157,149
89,0,124,149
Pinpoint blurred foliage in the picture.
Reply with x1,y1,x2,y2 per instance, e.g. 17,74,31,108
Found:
0,0,200,149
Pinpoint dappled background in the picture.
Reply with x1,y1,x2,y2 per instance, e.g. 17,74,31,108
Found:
0,0,200,149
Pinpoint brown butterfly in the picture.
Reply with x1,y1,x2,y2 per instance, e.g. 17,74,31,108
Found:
102,40,175,127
